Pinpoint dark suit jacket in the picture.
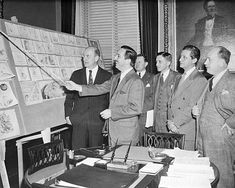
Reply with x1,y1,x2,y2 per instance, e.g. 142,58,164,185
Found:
64,67,112,144
189,14,227,47
138,71,154,139
81,69,145,146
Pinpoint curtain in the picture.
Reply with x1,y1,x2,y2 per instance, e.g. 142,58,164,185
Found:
61,0,75,34
139,0,158,74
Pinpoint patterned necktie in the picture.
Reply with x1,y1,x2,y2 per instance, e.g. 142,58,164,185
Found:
139,72,141,77
159,73,164,85
209,78,213,91
88,70,93,85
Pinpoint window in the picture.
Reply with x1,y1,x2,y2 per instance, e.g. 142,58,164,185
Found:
75,0,140,70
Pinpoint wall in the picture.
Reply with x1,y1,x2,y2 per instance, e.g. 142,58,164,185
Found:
3,0,61,31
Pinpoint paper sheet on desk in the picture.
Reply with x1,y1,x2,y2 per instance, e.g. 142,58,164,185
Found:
161,147,199,158
52,180,87,188
76,157,100,166
145,110,153,128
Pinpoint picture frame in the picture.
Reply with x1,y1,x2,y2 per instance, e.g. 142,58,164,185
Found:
175,0,235,71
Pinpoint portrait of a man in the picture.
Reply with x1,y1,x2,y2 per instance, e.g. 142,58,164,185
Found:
176,0,235,72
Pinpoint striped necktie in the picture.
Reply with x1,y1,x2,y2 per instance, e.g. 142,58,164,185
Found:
88,70,93,85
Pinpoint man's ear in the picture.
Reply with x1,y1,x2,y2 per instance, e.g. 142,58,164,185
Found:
95,55,99,63
192,58,197,65
145,62,148,68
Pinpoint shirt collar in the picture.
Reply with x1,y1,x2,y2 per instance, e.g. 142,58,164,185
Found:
161,68,170,81
212,68,227,88
184,66,195,79
120,67,133,81
137,70,146,78
86,65,98,72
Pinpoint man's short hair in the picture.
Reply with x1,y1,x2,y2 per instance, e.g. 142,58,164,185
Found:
85,46,100,57
137,53,148,62
156,52,172,63
217,46,231,64
182,45,200,63
203,0,216,10
121,45,137,67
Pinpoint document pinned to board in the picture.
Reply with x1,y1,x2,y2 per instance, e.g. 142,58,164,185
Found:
145,110,153,128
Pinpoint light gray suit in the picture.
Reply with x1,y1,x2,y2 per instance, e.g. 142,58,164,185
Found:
80,69,145,146
168,69,207,150
198,70,235,188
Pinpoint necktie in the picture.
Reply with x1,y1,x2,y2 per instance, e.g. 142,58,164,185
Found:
138,72,141,77
88,70,93,85
159,74,164,85
209,78,213,91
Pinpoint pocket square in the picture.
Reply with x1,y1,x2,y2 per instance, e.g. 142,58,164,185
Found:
221,89,229,95
146,83,150,87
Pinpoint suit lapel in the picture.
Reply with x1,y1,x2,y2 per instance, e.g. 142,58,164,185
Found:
112,69,135,97
213,70,229,93
141,72,149,85
110,74,121,98
81,68,88,85
174,69,198,99
93,67,101,84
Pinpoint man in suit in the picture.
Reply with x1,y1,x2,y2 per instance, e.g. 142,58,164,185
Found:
167,45,207,150
193,46,235,188
189,0,227,70
65,45,145,147
152,52,181,133
64,46,111,149
134,54,154,145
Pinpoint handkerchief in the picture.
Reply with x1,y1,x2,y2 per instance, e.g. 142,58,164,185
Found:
221,89,229,95
146,83,150,87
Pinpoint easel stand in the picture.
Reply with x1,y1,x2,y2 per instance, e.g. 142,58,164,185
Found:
0,140,10,188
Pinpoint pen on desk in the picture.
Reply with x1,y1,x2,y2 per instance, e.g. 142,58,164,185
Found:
124,140,132,164
110,139,118,162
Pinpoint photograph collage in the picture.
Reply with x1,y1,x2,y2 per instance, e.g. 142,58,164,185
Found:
4,21,89,106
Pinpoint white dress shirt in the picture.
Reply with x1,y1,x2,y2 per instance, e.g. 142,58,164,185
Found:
86,65,98,84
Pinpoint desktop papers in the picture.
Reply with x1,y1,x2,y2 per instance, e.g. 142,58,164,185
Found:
159,176,211,188
76,157,100,167
159,149,214,188
139,162,163,175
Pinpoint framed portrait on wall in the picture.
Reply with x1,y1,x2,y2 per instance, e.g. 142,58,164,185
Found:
175,0,235,72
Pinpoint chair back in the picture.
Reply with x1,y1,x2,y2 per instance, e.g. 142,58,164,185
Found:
144,132,185,149
24,139,67,188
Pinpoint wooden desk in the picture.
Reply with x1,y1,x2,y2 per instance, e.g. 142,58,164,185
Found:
32,146,220,188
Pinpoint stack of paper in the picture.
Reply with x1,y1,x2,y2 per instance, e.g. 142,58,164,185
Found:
173,157,210,166
139,162,163,175
159,176,211,188
161,147,199,159
167,164,215,180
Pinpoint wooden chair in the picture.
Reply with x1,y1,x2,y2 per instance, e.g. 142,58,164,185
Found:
144,132,185,149
24,139,68,188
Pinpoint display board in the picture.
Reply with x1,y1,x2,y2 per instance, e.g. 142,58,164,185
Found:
0,19,98,140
